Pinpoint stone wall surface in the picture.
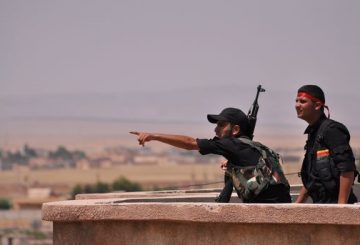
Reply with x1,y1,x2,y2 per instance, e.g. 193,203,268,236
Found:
42,190,360,245
53,221,360,245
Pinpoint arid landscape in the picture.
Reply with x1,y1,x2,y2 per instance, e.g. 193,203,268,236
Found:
0,120,316,198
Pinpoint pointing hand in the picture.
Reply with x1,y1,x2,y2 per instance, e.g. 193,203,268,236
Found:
129,131,153,146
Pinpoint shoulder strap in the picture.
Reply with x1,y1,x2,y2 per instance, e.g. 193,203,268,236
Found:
236,137,268,159
313,119,335,151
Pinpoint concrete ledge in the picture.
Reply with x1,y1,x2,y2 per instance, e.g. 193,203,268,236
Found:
75,186,304,200
42,191,360,244
75,189,225,200
42,197,360,225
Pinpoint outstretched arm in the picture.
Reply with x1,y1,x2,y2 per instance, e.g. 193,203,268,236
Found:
129,131,199,150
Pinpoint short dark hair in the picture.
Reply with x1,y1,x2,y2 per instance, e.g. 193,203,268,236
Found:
298,85,325,104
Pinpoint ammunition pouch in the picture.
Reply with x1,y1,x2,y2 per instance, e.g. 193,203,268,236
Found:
226,159,275,201
307,182,327,202
314,155,338,193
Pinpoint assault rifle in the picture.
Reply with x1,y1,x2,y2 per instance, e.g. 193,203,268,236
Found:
247,85,266,140
215,85,266,203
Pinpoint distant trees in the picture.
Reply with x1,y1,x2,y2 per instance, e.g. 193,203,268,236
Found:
48,146,86,161
2,144,37,166
0,144,86,170
24,144,37,158
0,198,12,210
49,146,72,160
112,177,142,192
70,177,142,199
6,151,28,165
71,184,84,199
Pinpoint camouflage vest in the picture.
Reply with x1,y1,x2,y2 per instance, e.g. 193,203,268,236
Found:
226,138,290,201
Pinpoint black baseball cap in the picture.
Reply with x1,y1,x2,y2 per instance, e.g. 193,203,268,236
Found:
207,107,250,135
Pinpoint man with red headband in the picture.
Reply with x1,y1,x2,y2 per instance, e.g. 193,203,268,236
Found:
295,85,358,204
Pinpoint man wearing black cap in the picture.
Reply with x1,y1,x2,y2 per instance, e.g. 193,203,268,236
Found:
130,107,291,203
295,85,358,204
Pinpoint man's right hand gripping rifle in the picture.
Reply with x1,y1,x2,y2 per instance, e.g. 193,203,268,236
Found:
215,85,265,203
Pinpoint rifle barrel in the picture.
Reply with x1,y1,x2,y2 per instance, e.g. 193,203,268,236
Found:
248,85,265,139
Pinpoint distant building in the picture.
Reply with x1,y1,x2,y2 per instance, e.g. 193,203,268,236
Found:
28,157,49,169
76,159,91,170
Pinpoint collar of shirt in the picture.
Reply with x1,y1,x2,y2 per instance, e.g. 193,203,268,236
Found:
304,113,327,135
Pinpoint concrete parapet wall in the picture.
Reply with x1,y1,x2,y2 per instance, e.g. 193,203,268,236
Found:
42,192,360,245
53,221,359,245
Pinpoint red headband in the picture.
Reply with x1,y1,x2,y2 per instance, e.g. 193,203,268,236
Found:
297,92,330,118
297,92,324,105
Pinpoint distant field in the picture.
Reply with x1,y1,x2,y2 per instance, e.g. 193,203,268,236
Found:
0,162,302,189
0,164,223,187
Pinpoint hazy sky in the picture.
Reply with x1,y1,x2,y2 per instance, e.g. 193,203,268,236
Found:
1,0,360,95
1,1,360,144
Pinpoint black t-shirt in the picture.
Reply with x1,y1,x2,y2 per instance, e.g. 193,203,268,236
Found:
196,136,291,203
196,136,261,167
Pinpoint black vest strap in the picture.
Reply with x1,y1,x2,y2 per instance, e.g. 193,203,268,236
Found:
311,119,334,153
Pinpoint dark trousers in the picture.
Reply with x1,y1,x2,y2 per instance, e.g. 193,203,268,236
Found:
245,184,292,203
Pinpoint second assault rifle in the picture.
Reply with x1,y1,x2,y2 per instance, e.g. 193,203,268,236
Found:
215,85,266,203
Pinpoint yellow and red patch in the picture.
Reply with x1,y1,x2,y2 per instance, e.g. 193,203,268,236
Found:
316,149,330,158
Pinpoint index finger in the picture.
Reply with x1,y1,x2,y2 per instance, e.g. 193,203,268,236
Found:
129,131,140,136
